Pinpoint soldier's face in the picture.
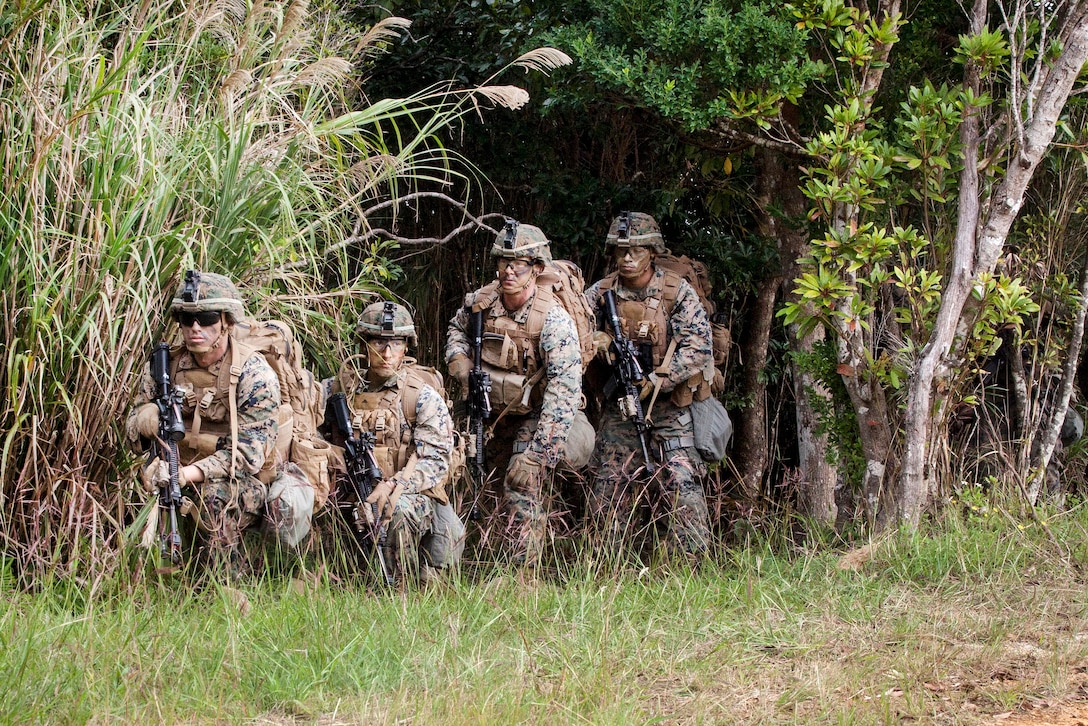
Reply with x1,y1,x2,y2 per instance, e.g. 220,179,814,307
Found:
497,257,537,293
365,337,407,377
614,246,653,280
179,312,225,354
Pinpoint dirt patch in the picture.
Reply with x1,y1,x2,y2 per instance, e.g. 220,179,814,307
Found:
989,703,1088,725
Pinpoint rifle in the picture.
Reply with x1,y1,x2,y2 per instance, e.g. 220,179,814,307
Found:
601,289,656,474
327,392,395,585
465,308,492,519
150,342,186,565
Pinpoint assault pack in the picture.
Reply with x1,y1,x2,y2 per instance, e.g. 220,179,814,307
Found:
232,318,331,509
652,253,731,388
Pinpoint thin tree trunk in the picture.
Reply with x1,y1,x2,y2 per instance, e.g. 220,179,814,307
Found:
900,0,1088,525
733,276,777,500
1027,256,1088,502
758,137,839,524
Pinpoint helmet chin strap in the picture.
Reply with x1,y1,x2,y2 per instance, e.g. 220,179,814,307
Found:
499,264,537,294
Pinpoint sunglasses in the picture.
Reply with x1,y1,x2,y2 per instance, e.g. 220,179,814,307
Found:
176,310,222,327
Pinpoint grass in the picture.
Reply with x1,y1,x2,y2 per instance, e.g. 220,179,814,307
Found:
3,505,1088,724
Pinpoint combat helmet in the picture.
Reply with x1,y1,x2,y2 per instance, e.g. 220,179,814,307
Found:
490,218,553,265
169,269,246,323
605,211,667,254
356,301,417,348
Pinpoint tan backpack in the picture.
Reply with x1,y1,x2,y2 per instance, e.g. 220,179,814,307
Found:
536,259,597,372
232,319,331,507
651,254,731,375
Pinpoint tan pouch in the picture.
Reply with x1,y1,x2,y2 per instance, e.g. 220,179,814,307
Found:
291,436,332,509
489,369,532,414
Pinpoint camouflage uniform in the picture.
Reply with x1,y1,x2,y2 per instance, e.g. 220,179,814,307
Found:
585,212,713,560
446,221,582,563
127,272,284,578
322,302,458,584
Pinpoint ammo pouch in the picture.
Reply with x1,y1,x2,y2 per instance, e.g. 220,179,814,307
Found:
291,436,331,510
487,368,533,415
690,396,733,463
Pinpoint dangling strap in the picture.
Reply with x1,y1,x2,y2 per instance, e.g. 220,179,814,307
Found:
228,341,244,479
644,338,678,423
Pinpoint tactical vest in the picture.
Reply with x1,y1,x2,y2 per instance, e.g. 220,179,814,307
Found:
471,283,560,413
330,366,448,503
169,340,293,484
598,269,712,407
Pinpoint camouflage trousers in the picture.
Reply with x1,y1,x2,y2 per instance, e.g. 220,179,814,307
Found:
589,402,711,561
190,473,267,579
381,491,436,584
483,414,552,566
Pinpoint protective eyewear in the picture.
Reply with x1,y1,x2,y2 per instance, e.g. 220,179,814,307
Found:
365,338,407,352
497,259,532,274
176,310,222,327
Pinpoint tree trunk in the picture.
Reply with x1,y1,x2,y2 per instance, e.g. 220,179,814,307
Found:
1027,258,1088,502
899,0,1088,525
757,139,839,524
789,325,838,523
733,275,777,501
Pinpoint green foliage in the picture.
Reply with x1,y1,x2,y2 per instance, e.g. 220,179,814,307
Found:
0,0,519,579
548,0,819,131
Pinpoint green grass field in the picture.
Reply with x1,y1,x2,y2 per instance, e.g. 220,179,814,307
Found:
3,502,1087,725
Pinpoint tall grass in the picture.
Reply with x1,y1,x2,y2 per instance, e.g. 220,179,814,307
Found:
0,0,560,581
2,506,1087,724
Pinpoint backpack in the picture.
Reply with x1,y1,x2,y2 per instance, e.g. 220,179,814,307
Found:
232,319,332,507
536,260,597,372
652,253,732,382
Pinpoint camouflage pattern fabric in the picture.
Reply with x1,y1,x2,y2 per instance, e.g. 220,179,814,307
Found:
198,473,268,578
323,367,455,580
128,343,282,578
590,399,710,559
585,269,714,396
446,289,582,563
382,491,436,583
585,269,714,560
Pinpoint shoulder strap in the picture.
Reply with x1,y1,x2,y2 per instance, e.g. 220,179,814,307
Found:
598,272,619,293
471,281,502,314
659,268,684,315
225,338,263,479
400,375,425,426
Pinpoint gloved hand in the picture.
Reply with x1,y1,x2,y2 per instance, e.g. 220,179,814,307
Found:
638,373,659,401
140,457,187,493
505,452,544,490
447,354,472,389
131,403,160,439
366,479,404,522
592,331,614,362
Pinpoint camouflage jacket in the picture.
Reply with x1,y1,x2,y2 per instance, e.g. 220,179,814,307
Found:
446,287,582,465
324,368,454,497
128,344,281,480
585,267,713,395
